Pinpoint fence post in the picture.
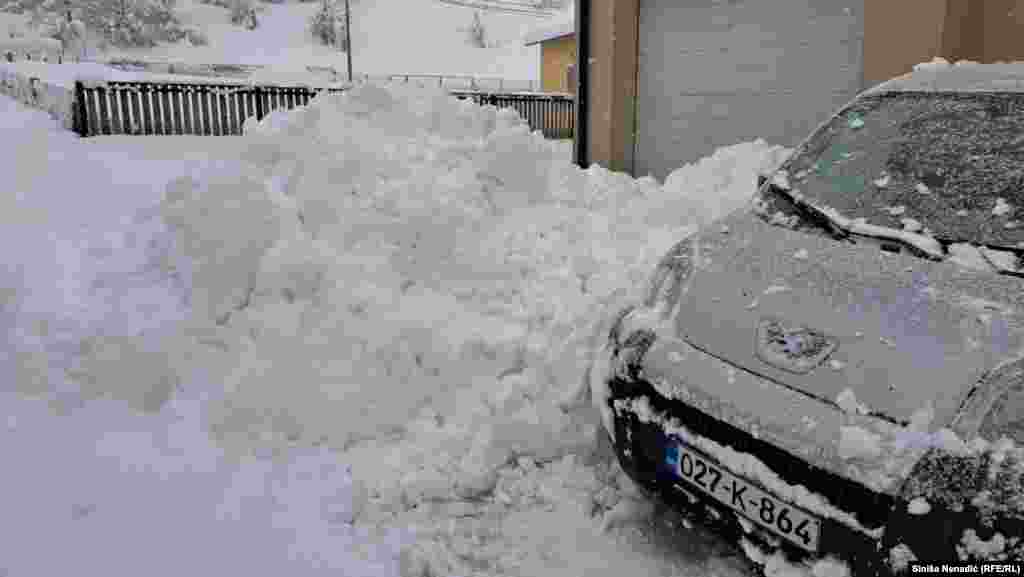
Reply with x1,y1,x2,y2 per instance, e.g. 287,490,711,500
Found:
254,86,265,120
73,81,89,136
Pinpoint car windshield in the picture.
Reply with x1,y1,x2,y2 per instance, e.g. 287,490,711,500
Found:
756,91,1024,250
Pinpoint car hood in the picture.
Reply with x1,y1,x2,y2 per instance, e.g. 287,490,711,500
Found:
674,210,1024,426
639,209,1024,494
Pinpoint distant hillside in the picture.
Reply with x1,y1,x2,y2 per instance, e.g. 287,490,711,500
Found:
2,0,550,83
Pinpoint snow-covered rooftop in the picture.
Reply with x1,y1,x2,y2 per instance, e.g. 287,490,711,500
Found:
522,12,574,46
868,58,1024,95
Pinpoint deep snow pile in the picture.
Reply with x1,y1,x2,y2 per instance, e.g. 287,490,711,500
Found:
159,82,790,457
2,82,792,575
0,94,411,576
151,81,790,572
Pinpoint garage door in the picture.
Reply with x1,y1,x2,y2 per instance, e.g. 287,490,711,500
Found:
634,0,865,181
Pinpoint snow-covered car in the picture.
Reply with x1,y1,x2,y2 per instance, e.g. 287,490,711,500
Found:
595,61,1024,575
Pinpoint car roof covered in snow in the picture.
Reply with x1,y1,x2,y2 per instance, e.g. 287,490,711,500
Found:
866,59,1024,95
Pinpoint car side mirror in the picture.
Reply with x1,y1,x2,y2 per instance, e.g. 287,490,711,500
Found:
757,174,768,189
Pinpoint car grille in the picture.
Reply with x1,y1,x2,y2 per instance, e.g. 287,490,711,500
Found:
610,376,896,532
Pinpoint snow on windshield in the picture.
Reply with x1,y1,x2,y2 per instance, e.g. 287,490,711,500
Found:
765,92,1024,248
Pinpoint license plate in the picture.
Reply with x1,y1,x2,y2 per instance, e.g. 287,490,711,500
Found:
666,440,821,552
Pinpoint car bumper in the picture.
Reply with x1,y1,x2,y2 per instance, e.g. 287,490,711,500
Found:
607,375,892,573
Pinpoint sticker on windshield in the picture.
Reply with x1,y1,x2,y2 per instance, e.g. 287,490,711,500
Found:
847,116,864,129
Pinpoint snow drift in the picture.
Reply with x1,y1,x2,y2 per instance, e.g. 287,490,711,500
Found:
156,80,790,492
1,79,791,575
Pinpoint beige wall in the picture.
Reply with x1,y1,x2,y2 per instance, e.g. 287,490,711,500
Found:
864,0,1024,86
541,35,576,93
982,0,1024,62
585,0,638,173
863,0,945,86
589,0,1024,175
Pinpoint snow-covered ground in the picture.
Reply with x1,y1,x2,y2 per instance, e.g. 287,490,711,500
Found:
0,84,796,576
2,0,542,85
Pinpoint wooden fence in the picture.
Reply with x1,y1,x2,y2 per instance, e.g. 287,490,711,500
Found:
72,80,575,139
452,91,574,140
72,81,343,137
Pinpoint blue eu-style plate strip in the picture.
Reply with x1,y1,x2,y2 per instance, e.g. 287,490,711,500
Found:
664,444,680,469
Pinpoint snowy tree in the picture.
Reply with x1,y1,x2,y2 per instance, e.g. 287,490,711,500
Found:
55,10,86,60
229,0,258,29
465,11,486,48
13,0,187,48
309,0,354,50
308,0,338,47
98,0,183,46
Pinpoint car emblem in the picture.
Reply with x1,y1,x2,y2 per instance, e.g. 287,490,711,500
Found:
755,317,838,374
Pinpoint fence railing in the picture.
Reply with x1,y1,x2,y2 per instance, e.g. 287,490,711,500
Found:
72,80,345,136
373,74,538,92
450,91,574,140
100,59,535,91
72,81,575,139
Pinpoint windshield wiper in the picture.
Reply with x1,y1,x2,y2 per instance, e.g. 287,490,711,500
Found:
766,179,1024,276
765,175,947,260
765,180,850,242
841,220,948,261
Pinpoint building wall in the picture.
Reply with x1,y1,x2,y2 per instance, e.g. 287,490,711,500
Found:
863,0,1024,86
981,0,1024,63
541,35,576,92
586,0,638,174
862,0,946,86
584,0,1024,178
631,0,864,181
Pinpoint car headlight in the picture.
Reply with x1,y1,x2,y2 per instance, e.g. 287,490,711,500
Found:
643,235,698,311
594,235,700,442
605,235,700,380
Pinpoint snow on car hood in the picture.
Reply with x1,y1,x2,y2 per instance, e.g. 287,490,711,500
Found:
632,207,1024,494
670,209,1024,428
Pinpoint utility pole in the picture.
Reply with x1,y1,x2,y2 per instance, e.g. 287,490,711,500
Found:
344,0,353,82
